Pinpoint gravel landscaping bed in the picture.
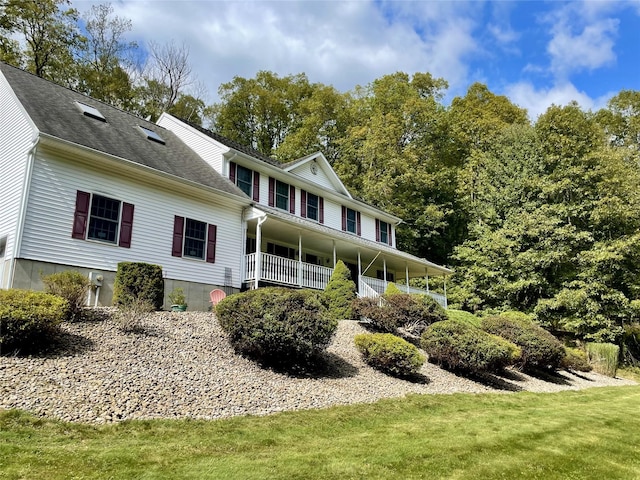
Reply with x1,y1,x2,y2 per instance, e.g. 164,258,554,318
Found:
1,311,635,424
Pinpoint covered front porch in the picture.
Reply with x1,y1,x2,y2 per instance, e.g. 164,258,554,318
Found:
242,208,450,308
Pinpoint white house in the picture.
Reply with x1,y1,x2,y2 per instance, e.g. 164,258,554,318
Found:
0,62,450,310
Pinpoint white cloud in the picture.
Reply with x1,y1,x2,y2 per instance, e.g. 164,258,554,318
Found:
505,81,612,120
72,0,481,101
547,17,619,78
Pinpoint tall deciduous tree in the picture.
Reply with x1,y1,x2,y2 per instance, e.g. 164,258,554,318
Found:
0,0,83,84
75,3,138,110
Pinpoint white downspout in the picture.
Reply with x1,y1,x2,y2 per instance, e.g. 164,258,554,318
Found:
254,215,267,290
9,134,39,288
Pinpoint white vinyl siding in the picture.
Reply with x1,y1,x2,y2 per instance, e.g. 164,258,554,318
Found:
0,71,37,287
156,114,226,172
20,151,244,288
290,161,335,191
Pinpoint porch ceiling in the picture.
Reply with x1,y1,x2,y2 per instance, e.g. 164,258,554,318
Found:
246,208,451,278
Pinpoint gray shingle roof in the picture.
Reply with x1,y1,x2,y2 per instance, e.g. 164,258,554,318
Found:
0,62,247,200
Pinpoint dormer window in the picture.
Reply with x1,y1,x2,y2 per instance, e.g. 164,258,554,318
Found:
75,101,106,122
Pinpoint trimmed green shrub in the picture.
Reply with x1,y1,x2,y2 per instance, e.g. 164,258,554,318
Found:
323,260,357,320
481,315,565,371
561,347,592,372
586,342,620,377
353,293,447,334
41,270,91,321
0,289,69,352
498,310,534,323
446,309,482,328
354,333,425,377
385,282,403,295
420,320,521,373
216,287,337,365
113,262,164,310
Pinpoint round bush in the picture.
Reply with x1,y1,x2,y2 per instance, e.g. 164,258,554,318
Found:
481,315,565,371
113,262,164,310
0,289,69,353
353,293,447,334
41,270,91,321
446,309,482,328
354,333,426,377
215,287,337,365
560,347,592,372
420,320,521,373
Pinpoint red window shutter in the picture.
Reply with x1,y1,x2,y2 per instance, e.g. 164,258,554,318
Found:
301,190,307,218
72,191,90,239
375,219,380,242
268,177,275,207
229,161,237,184
319,197,324,224
172,216,184,257
289,185,295,214
253,171,260,202
206,224,217,263
357,211,362,236
341,206,346,231
118,202,134,248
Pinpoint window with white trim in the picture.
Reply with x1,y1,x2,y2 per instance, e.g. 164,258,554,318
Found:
71,191,134,248
171,216,217,263
275,180,289,211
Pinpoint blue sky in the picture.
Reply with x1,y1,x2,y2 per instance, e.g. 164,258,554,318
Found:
72,0,640,119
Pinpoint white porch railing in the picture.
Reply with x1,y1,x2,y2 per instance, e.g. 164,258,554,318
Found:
244,253,333,290
243,253,447,308
359,276,447,309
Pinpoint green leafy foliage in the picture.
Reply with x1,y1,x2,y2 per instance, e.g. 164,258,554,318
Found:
586,342,620,377
215,287,337,365
354,333,425,377
481,315,565,371
420,320,520,373
41,270,91,321
113,262,164,310
622,323,640,366
323,260,357,320
0,289,68,352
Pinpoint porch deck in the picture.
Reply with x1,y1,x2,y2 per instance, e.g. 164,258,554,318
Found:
243,253,447,308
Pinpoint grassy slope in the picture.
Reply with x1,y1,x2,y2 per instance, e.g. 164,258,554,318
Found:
2,386,640,479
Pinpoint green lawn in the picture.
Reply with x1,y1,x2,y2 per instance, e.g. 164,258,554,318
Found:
2,386,640,479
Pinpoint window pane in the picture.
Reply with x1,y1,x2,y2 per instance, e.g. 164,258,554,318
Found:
236,165,252,197
184,218,206,259
346,208,357,233
307,193,318,220
276,180,289,210
88,195,120,243
380,220,389,244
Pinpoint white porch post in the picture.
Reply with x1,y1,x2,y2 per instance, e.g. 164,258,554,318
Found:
357,249,362,292
332,240,336,268
443,274,448,309
383,257,387,290
405,263,410,293
425,272,429,293
254,216,267,289
298,232,303,287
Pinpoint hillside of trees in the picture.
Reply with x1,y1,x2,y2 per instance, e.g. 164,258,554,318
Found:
3,1,640,343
